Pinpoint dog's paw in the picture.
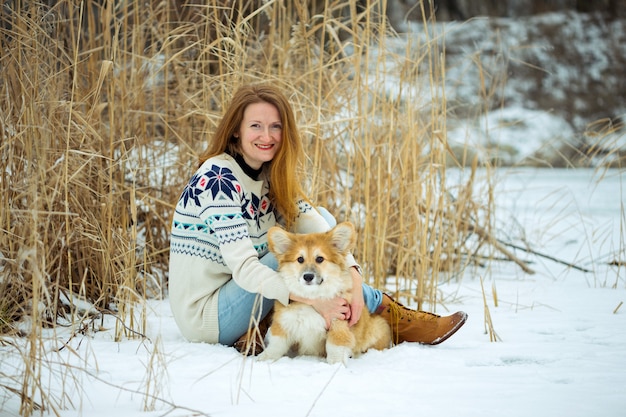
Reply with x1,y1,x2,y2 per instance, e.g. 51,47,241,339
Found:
257,347,286,362
257,350,277,361
326,345,351,365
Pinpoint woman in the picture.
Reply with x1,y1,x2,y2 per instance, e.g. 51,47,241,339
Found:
168,84,467,354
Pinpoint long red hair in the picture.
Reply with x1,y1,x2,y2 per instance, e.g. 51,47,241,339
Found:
198,84,306,229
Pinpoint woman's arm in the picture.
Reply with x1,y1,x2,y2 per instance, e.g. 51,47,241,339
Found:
348,266,364,327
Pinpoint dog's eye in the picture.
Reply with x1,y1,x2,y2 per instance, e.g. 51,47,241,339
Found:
315,256,324,264
297,256,305,264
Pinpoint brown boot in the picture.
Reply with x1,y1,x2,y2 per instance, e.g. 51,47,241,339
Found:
376,294,467,345
233,312,272,356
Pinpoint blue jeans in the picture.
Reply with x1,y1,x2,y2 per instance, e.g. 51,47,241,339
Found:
217,208,383,346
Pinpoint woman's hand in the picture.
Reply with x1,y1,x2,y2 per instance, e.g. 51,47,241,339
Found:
311,297,351,329
348,266,364,327
290,294,350,329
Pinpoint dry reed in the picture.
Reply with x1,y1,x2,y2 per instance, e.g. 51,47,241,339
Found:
0,0,530,414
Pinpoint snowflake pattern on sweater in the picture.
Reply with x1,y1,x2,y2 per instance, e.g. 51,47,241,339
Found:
171,162,276,265
180,163,239,206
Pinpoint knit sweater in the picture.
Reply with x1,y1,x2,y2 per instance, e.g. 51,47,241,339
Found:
168,153,357,343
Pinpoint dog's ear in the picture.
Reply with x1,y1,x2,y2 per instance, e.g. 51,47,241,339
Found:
329,222,356,253
267,226,293,256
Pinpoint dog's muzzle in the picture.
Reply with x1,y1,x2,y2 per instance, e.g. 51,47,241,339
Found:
302,272,323,285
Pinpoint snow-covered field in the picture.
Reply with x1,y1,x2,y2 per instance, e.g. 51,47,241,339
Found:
1,167,623,417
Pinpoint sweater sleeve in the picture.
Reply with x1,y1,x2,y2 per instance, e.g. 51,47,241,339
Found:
292,200,332,234
211,212,290,305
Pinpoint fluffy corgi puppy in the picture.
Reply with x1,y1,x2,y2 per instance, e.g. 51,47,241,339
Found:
258,222,391,365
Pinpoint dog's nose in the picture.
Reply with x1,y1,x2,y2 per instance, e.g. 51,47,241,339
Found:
303,273,315,283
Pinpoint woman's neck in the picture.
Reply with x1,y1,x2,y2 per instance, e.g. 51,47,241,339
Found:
231,152,263,180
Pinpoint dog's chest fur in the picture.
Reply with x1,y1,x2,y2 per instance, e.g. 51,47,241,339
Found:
273,302,328,356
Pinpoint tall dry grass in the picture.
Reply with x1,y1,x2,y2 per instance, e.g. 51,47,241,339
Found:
1,0,504,414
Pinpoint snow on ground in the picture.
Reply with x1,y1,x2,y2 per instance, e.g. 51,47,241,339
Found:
1,168,624,417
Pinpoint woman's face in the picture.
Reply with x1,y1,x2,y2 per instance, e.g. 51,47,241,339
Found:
235,101,282,170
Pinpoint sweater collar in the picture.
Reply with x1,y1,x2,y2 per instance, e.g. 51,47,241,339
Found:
229,152,264,180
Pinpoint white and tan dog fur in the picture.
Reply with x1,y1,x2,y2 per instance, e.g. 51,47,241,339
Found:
258,222,391,364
